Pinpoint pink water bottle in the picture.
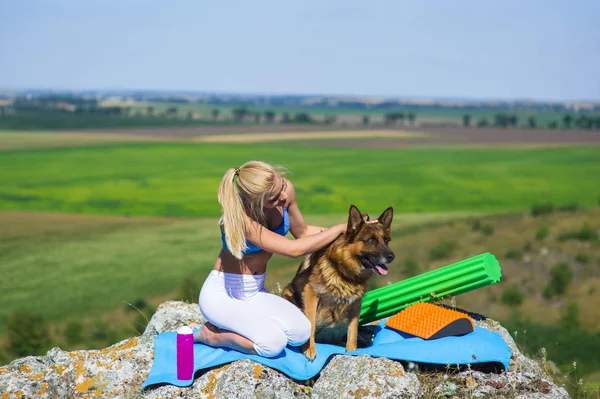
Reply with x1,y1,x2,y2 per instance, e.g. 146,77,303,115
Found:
177,326,194,380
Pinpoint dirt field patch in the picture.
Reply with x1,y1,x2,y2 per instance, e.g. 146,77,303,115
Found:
79,124,358,137
315,127,600,148
2,126,598,150
191,130,428,143
75,125,600,147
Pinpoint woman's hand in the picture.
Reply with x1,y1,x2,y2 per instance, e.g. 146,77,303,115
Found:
334,223,347,235
321,223,346,235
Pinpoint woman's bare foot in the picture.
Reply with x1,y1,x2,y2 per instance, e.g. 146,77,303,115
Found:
194,322,220,345
194,322,257,355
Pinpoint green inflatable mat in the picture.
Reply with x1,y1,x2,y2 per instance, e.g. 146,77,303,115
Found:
360,252,502,325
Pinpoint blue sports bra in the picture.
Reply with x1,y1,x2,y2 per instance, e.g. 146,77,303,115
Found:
221,207,290,255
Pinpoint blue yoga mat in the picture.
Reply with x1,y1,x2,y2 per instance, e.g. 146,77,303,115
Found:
142,321,511,388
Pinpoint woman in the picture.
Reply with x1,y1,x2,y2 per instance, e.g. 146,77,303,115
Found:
194,160,347,357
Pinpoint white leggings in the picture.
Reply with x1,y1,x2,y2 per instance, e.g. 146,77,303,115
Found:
198,270,311,357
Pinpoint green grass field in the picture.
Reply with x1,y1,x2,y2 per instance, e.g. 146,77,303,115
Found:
0,212,220,334
1,139,599,332
0,131,173,150
0,209,492,335
1,135,600,390
1,143,599,218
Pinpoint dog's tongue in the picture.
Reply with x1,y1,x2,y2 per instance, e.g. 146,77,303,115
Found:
375,265,388,275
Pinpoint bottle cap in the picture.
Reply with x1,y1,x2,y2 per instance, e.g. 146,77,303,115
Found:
177,326,193,335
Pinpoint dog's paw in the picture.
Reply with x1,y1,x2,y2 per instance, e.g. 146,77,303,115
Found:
303,345,317,361
357,325,377,348
345,342,357,352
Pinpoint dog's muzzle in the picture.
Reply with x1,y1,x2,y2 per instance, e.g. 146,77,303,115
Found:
361,252,394,275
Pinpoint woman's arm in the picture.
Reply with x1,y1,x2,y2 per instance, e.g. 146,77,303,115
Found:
245,216,345,258
285,181,330,238
302,224,328,236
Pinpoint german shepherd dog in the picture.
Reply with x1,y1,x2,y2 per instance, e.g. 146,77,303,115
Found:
281,205,395,360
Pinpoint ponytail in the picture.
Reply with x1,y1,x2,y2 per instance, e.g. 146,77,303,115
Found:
218,160,288,259
218,168,248,259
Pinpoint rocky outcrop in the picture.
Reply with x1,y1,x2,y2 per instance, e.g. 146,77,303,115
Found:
0,301,570,398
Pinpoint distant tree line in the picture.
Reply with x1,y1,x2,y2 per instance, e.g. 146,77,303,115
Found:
462,112,600,130
3,94,600,130
14,94,98,109
229,107,318,124
12,97,425,127
383,112,416,126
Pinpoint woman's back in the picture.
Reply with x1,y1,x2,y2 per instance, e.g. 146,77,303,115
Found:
217,206,290,275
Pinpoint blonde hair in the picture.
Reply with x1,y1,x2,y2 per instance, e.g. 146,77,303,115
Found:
218,161,287,259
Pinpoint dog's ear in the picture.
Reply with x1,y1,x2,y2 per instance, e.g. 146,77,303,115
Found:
347,205,364,236
377,207,394,233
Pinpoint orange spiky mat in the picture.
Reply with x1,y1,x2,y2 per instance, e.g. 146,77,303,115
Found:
385,302,475,340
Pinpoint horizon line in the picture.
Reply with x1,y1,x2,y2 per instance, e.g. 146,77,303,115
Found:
1,86,599,105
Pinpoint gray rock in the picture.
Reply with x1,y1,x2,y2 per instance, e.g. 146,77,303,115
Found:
209,359,311,399
144,360,311,399
448,370,569,399
0,301,570,399
0,335,155,398
143,300,205,337
312,355,420,398
0,352,75,399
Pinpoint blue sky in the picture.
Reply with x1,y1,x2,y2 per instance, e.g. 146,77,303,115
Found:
1,0,599,101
